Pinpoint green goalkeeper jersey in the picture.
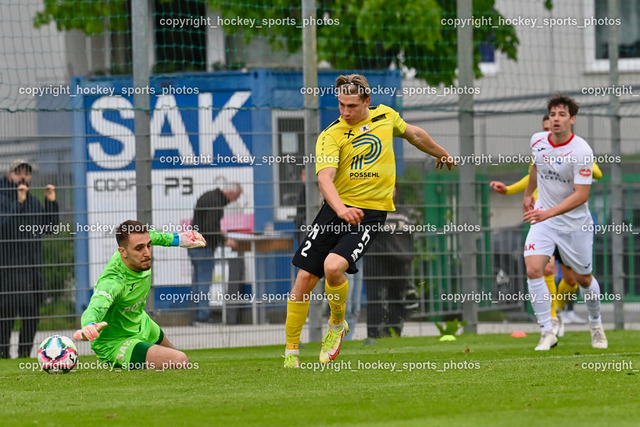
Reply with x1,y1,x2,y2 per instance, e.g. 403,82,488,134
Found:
81,231,178,354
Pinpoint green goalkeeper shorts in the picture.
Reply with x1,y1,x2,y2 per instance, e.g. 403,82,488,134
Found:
97,315,163,369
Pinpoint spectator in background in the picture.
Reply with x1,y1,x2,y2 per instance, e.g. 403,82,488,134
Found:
189,182,242,324
364,186,417,340
0,160,59,358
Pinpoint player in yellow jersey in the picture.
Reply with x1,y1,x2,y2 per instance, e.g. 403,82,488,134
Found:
284,74,456,368
490,114,602,339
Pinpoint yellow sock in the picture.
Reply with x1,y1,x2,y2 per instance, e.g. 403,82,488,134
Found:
557,279,579,310
285,299,310,350
544,275,557,318
326,279,349,325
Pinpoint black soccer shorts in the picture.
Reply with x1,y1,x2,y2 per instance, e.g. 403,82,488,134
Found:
292,203,387,278
552,247,565,266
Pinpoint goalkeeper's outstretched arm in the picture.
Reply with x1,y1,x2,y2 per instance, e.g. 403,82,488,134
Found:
75,277,121,341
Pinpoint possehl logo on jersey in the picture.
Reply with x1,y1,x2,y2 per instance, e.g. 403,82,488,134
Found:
349,134,382,180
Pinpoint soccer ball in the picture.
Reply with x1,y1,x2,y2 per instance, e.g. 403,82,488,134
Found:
37,335,78,374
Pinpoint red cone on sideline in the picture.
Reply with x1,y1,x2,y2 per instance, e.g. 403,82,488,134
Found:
511,331,527,338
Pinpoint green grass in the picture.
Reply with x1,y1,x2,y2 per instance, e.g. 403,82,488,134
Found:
2,331,639,426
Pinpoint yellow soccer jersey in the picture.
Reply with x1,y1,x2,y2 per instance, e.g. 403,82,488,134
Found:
315,104,407,211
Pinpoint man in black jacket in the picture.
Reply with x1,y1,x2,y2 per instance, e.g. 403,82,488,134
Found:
189,183,242,323
0,160,59,358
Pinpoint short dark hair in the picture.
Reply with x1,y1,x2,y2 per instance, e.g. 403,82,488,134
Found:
548,95,579,117
116,220,149,247
335,74,370,101
542,114,549,122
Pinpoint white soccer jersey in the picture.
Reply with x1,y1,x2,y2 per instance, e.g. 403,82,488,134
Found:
530,131,594,231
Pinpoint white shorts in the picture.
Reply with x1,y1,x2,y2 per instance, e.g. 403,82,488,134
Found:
524,221,593,275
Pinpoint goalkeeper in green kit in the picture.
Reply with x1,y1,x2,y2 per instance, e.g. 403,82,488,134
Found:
74,220,206,370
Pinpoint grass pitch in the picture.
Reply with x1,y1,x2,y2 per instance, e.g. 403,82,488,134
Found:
1,331,639,426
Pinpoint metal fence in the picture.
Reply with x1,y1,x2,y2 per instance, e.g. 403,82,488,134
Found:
2,141,639,358
2,0,640,358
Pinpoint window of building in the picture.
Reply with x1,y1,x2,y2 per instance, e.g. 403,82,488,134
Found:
586,0,640,72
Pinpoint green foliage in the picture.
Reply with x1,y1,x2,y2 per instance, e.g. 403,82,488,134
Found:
42,230,75,301
38,300,76,331
33,0,530,85
210,0,520,85
209,0,304,52
33,0,131,35
434,318,467,336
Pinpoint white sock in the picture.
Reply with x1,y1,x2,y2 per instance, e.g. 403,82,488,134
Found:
528,277,552,332
285,349,299,357
579,277,602,327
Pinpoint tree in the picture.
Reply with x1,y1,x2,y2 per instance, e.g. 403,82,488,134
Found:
208,0,520,85
34,0,522,85
33,0,131,35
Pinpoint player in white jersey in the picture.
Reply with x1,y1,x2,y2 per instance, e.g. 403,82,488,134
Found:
522,95,607,351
